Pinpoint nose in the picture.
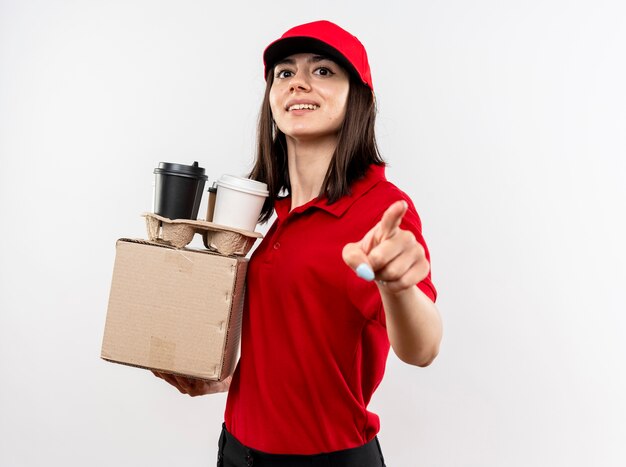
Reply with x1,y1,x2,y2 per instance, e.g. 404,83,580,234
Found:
288,71,311,92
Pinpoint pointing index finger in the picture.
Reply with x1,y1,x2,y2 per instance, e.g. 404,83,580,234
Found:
379,200,408,241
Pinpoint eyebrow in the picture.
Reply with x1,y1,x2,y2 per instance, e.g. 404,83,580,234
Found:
274,55,333,67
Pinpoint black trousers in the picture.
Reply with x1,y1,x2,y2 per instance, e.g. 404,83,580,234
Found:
217,424,387,467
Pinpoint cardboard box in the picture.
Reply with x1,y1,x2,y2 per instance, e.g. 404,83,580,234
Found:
101,239,247,381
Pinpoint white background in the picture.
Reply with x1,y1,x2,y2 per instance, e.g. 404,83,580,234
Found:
1,1,625,466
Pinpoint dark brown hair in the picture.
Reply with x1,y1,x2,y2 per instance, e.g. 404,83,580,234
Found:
250,68,385,223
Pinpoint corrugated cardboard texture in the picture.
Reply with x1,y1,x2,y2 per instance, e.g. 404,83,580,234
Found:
101,239,247,381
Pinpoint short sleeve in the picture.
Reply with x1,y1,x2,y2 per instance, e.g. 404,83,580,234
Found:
400,198,437,303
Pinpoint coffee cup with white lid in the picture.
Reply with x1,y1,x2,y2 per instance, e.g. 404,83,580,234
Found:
212,175,269,232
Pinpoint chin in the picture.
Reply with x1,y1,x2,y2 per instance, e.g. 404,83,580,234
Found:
284,126,341,140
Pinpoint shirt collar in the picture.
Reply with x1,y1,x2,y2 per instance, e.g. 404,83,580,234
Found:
275,164,387,220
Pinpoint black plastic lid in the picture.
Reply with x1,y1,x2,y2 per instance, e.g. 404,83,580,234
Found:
154,161,208,180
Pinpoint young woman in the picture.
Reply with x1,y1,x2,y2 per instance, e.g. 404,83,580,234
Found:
154,20,442,466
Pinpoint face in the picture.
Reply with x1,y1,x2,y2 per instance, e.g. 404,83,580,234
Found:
269,53,350,142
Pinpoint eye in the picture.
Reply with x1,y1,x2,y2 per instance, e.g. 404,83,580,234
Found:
275,69,294,79
314,66,335,77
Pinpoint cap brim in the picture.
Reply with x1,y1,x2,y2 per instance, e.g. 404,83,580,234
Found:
263,37,359,82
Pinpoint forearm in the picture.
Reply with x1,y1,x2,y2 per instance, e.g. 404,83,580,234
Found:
379,284,442,367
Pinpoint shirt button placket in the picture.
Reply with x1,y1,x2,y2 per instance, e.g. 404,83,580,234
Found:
271,222,284,254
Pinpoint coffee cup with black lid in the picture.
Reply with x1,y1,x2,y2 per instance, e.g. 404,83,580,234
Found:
153,161,208,220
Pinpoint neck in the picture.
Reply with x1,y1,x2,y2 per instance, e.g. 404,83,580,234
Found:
285,135,337,210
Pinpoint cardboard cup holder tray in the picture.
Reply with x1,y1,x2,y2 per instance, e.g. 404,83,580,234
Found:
143,212,262,256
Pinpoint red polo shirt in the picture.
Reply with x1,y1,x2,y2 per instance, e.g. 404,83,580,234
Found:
224,164,436,454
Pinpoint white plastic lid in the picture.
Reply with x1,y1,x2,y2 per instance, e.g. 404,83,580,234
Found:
217,174,269,197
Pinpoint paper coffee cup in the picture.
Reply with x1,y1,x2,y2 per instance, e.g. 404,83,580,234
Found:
212,175,269,232
205,182,218,222
153,161,208,220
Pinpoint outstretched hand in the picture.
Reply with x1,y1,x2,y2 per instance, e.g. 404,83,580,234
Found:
342,200,429,294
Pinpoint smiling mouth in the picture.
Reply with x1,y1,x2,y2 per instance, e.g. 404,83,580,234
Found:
288,103,319,111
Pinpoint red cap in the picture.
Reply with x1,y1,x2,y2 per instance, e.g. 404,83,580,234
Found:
263,20,373,91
